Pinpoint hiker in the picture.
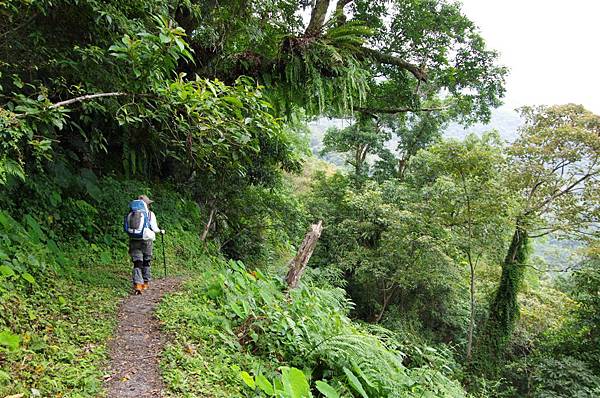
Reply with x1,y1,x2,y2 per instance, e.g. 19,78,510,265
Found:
124,195,165,295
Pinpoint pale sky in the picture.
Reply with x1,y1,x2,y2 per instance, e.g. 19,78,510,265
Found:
459,0,600,114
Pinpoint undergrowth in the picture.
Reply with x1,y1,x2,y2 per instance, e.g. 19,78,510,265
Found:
0,259,126,396
0,169,207,397
157,257,467,398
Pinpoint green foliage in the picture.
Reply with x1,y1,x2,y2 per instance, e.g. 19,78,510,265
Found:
108,15,194,89
321,117,389,177
358,0,507,123
567,262,600,368
321,112,448,181
0,9,305,263
216,183,307,266
0,329,20,351
374,112,448,181
507,104,600,235
305,169,474,342
477,249,600,397
1,0,507,180
307,145,510,339
1,2,597,397
0,209,61,297
407,133,514,359
1,8,304,265
0,174,138,396
277,30,371,116
0,272,123,397
480,104,600,370
477,228,530,370
305,110,600,394
158,257,468,397
504,355,600,398
529,356,600,398
241,367,319,398
0,172,209,396
540,253,600,372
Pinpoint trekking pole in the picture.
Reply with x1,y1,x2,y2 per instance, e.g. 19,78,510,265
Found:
161,232,167,278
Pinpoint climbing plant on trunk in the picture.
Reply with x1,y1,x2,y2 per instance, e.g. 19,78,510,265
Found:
480,104,600,368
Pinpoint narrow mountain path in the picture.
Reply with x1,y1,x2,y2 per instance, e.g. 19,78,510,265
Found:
105,277,182,398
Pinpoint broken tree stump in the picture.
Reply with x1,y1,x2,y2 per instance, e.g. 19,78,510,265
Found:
286,220,323,289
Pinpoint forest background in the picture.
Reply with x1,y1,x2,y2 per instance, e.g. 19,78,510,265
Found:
0,1,599,397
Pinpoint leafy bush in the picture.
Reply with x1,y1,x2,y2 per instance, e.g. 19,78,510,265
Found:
158,257,468,397
0,211,57,291
530,356,600,398
240,367,340,398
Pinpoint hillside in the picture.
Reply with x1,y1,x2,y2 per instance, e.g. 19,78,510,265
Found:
308,106,523,158
1,2,599,398
443,106,522,141
0,173,469,397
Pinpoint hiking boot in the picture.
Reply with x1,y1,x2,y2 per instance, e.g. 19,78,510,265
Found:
143,282,149,290
134,283,143,295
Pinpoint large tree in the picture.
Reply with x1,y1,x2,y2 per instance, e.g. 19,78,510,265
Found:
1,0,506,175
177,0,507,119
408,133,513,360
481,104,600,364
321,116,389,177
321,111,447,180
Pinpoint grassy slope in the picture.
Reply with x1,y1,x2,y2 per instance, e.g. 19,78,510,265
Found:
0,260,126,397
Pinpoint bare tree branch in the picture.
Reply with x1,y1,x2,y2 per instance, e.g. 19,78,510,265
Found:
48,92,129,109
528,228,561,238
526,170,600,217
360,47,428,82
355,106,448,115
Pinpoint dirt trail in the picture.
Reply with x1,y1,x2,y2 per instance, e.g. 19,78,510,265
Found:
105,277,182,398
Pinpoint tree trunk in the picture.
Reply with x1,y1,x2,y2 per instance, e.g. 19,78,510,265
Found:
466,257,475,361
397,158,407,180
334,0,352,25
353,144,368,176
355,145,362,175
305,0,330,36
374,284,397,323
483,226,529,357
200,207,216,241
286,221,323,289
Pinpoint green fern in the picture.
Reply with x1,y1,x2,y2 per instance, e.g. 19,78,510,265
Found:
274,29,370,116
314,333,410,396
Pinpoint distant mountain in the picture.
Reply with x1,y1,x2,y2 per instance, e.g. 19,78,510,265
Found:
444,106,522,142
307,107,524,157
307,118,348,165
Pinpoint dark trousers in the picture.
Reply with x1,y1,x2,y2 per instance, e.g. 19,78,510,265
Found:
129,239,152,284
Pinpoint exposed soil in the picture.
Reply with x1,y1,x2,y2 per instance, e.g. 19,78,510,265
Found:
105,277,182,398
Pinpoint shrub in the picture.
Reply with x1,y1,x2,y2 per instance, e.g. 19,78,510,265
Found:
158,257,468,397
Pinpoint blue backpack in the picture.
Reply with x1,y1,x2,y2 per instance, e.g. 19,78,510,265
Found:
124,199,150,239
